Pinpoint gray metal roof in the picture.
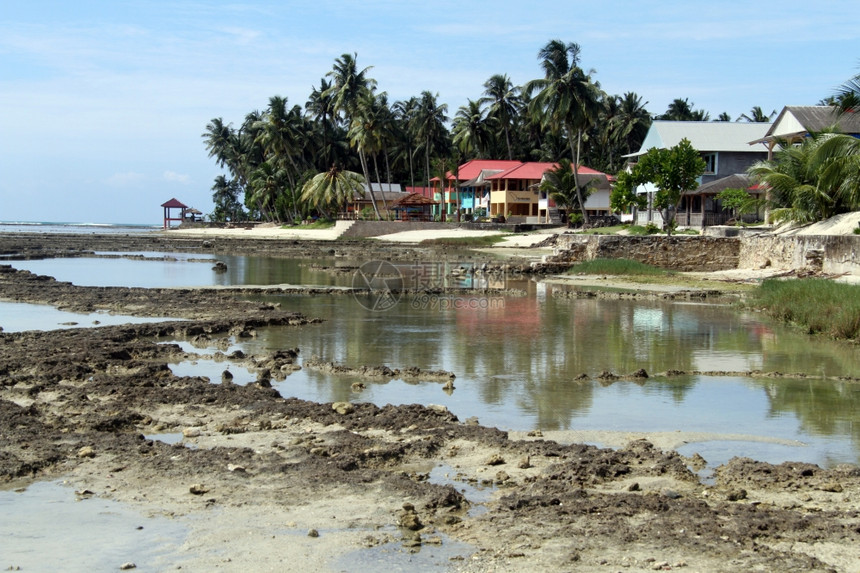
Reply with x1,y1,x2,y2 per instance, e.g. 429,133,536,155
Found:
629,121,772,156
760,106,860,140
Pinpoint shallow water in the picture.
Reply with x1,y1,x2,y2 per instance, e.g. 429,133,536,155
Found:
0,480,187,572
0,301,176,332
6,254,860,468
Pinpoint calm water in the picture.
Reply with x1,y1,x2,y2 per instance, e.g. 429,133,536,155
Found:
4,255,860,468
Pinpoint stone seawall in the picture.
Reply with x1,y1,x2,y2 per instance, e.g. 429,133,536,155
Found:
552,233,860,274
552,235,741,272
739,234,860,274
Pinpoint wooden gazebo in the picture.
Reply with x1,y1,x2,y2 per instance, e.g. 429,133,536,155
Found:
388,192,438,221
161,198,188,228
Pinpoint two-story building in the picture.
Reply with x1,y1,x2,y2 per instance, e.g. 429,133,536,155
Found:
628,121,771,227
433,159,612,223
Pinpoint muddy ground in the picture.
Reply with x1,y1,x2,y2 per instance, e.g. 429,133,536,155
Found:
2,233,860,572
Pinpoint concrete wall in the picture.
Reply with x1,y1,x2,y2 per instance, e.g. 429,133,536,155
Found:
739,234,860,274
339,221,459,239
551,232,860,275
553,235,740,272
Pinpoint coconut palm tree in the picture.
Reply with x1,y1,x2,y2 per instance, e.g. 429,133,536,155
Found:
610,92,651,157
480,74,522,159
413,91,449,196
391,97,420,189
254,96,307,220
658,98,711,121
324,53,381,218
834,72,860,115
247,160,287,221
748,133,840,224
451,99,497,158
539,158,599,227
210,175,245,222
301,165,365,219
737,106,776,123
526,39,602,224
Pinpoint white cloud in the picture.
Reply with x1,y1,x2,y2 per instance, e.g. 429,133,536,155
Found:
106,172,145,188
163,171,191,184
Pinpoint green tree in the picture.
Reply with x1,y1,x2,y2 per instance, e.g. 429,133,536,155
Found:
609,170,647,215
210,175,245,222
609,92,652,157
750,131,860,224
301,165,365,219
413,91,449,197
715,187,761,225
658,98,710,121
452,99,497,158
834,71,860,115
631,138,706,235
480,74,522,159
737,106,776,123
526,39,603,224
540,159,599,227
324,53,382,219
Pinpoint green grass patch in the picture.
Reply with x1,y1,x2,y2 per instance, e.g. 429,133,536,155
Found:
750,278,860,341
420,235,507,247
576,225,627,235
567,258,674,277
282,219,335,230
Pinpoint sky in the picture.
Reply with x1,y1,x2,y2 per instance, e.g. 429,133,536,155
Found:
1,1,858,224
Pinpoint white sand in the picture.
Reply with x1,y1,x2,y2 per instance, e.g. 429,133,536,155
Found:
772,211,860,236
165,220,353,241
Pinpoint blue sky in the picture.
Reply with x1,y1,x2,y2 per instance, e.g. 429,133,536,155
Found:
1,0,858,224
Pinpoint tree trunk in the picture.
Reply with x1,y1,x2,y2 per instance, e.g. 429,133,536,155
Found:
372,154,388,215
568,126,590,225
359,150,381,220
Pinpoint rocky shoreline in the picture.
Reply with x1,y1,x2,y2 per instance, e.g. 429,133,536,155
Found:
2,232,860,572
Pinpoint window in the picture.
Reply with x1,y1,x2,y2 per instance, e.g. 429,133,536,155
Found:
703,153,717,174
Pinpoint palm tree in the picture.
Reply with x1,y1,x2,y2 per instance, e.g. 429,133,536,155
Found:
610,92,651,157
748,133,841,224
301,165,366,219
810,132,860,212
392,97,420,189
737,106,776,123
658,98,710,121
834,72,860,115
526,39,602,224
305,78,339,168
715,112,732,122
480,74,522,159
254,96,307,220
324,53,381,218
210,175,244,222
413,91,449,200
451,99,496,157
539,158,598,226
247,160,287,222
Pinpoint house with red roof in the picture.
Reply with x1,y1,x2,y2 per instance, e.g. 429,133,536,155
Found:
432,159,612,222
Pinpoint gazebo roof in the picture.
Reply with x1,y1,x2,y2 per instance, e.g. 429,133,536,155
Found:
161,198,188,208
389,192,438,206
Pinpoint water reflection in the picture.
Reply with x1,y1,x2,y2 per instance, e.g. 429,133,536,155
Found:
6,253,860,467
230,291,860,466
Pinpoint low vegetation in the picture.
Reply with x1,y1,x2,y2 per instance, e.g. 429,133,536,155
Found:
283,219,335,230
420,235,507,247
750,279,860,341
567,258,674,277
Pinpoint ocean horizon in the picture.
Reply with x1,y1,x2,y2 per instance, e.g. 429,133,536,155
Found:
0,221,163,234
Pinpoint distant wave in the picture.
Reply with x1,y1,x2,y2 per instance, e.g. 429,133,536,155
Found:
0,221,161,234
